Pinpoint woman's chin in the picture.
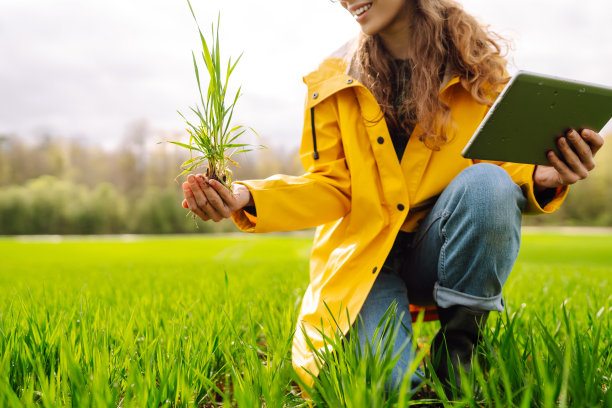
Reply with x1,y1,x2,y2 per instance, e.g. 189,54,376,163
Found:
358,22,382,36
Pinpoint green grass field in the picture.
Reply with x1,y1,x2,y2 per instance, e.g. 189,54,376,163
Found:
0,232,610,407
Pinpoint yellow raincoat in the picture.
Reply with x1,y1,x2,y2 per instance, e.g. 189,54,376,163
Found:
231,43,567,387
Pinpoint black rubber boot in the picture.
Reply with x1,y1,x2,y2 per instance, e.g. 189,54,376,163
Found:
431,305,489,395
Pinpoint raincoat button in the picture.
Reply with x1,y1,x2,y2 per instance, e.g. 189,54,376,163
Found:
372,267,377,274
397,204,405,211
346,78,353,84
312,92,319,99
377,137,384,144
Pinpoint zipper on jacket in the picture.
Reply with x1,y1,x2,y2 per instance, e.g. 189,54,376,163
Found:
310,107,319,160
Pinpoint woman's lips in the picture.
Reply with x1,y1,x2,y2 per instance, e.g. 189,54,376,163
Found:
352,3,372,22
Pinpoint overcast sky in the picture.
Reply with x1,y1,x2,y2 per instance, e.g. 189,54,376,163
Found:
1,0,611,151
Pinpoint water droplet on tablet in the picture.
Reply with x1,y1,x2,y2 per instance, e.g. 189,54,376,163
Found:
538,81,544,86
550,103,556,109
553,90,559,96
579,87,586,93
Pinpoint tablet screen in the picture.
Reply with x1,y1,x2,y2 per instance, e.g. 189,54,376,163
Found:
462,71,612,165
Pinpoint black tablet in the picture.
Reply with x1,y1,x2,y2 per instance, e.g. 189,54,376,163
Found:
461,71,612,165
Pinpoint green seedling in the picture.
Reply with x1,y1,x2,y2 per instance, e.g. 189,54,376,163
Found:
170,1,260,189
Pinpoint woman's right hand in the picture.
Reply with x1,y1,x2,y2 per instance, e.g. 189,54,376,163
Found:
181,174,253,222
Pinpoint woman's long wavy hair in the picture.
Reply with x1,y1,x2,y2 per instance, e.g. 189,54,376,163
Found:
354,0,510,150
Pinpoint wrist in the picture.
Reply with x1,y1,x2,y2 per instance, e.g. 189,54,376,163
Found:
233,183,254,208
533,165,558,192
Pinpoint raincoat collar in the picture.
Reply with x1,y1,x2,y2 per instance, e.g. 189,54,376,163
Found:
303,37,461,109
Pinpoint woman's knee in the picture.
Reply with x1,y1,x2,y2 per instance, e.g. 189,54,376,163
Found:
460,163,521,198
453,164,525,219
436,164,525,252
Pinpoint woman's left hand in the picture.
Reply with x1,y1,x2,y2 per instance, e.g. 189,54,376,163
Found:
533,128,604,191
181,174,253,222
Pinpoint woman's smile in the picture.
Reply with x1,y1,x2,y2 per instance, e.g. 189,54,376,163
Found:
349,2,373,22
341,0,411,38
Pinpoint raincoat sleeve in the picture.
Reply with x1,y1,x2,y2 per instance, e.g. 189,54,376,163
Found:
231,95,351,233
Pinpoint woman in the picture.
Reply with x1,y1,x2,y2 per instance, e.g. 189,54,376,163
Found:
181,0,603,395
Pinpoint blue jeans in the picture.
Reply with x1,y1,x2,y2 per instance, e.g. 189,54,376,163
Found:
354,163,527,390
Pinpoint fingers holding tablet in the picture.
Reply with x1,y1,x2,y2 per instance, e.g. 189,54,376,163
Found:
579,128,604,155
561,129,593,174
543,128,604,186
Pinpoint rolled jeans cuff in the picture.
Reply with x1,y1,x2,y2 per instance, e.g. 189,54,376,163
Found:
433,282,504,312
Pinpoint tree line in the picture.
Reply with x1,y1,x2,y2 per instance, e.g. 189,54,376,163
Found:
0,125,611,235
0,122,302,235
